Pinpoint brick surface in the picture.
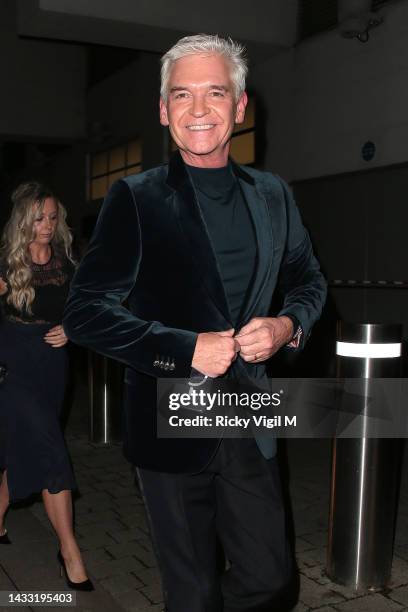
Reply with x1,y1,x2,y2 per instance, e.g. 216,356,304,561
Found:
301,564,331,585
328,580,364,600
391,556,408,589
298,574,346,608
136,567,162,588
100,572,144,595
390,586,408,607
297,547,327,569
0,434,402,612
308,608,338,612
84,556,147,579
296,536,317,553
302,530,329,548
76,531,119,550
108,527,149,544
334,594,404,611
291,602,309,612
105,541,156,561
140,582,164,604
112,588,162,611
75,509,122,526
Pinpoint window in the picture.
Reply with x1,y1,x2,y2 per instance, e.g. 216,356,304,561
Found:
230,96,255,165
88,139,142,201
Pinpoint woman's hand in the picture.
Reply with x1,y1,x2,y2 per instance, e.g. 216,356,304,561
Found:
0,277,8,296
44,325,68,348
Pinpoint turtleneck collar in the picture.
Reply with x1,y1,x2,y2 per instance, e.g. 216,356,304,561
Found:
186,162,236,199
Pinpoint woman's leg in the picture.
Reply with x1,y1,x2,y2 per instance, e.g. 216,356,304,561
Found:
42,489,89,582
0,471,10,535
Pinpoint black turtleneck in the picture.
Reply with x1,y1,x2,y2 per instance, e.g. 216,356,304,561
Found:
187,163,257,326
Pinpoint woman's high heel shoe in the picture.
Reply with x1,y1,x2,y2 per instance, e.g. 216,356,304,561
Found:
57,550,94,591
0,529,11,544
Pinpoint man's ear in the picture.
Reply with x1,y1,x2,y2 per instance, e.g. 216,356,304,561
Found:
235,91,248,125
159,98,169,126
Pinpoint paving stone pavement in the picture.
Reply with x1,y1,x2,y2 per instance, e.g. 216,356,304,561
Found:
0,435,407,612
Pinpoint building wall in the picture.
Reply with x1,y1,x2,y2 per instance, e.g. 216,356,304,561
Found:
38,0,298,47
252,0,408,182
0,0,86,141
249,1,408,355
86,52,163,171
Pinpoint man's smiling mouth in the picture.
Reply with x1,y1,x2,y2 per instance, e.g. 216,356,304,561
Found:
186,124,215,131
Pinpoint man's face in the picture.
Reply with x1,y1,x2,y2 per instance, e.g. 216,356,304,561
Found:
160,53,247,168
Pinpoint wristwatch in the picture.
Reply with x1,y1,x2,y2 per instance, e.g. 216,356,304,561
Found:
282,314,303,348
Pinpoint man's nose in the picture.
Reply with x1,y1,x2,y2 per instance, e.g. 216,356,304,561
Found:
190,95,209,117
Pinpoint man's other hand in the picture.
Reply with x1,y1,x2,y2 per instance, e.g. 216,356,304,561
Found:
192,329,240,377
236,316,294,363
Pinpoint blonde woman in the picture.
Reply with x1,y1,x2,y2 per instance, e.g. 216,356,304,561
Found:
0,182,93,591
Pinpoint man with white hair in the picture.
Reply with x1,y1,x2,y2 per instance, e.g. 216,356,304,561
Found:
64,34,326,612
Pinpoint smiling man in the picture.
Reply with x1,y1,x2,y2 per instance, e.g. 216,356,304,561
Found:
159,52,247,166
63,35,327,612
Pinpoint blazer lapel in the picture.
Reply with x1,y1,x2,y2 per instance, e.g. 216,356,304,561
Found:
167,151,232,325
231,161,274,327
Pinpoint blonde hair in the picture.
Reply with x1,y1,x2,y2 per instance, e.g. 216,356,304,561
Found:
0,182,74,314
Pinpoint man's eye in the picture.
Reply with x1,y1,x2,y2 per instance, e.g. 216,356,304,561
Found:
175,92,188,99
210,91,224,97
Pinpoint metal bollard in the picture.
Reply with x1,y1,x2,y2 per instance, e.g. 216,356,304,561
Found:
88,351,123,444
326,322,403,591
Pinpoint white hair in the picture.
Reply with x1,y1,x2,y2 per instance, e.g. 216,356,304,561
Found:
160,34,248,102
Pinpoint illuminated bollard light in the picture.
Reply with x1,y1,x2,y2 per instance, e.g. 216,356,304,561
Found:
326,322,403,591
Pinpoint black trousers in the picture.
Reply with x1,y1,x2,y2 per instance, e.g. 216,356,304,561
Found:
137,438,294,612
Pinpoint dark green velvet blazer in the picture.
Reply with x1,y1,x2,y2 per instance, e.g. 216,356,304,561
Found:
63,151,327,472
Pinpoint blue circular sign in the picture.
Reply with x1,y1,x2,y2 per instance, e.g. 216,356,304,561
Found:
362,141,376,161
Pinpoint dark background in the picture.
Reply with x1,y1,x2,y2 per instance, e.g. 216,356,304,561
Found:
1,0,407,392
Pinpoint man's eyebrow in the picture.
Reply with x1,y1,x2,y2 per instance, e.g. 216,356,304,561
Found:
169,85,230,93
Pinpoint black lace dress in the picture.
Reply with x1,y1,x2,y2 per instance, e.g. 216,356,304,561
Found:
0,249,77,502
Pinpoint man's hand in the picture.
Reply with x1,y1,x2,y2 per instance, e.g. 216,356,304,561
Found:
192,328,240,377
0,277,7,296
236,316,294,363
44,325,69,348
